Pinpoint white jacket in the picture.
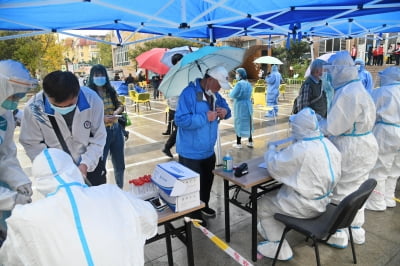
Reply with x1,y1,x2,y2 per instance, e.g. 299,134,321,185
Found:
0,148,158,266
19,87,106,172
0,111,31,210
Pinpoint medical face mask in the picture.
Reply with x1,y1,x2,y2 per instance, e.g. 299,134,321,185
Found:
93,76,106,86
235,74,240,80
50,103,76,115
356,65,361,71
1,92,26,110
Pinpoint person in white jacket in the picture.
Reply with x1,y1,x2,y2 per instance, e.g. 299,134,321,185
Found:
257,108,342,260
19,71,107,185
0,148,158,265
366,66,400,211
0,60,37,234
319,51,378,247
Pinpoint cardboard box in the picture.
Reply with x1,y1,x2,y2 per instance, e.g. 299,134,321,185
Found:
159,189,200,212
151,161,200,196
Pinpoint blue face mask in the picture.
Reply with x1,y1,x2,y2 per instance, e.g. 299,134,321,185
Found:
1,92,26,110
93,76,106,86
50,103,76,115
1,100,18,110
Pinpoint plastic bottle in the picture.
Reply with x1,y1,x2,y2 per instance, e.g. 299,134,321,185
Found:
223,150,233,172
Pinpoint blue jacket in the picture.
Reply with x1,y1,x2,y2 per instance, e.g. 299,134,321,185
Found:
175,79,231,159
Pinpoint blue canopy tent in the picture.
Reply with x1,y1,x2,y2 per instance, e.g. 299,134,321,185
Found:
0,0,399,44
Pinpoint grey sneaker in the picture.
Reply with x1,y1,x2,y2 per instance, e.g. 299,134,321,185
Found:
247,142,254,148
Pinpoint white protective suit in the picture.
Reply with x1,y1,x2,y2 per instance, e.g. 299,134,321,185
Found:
366,67,400,211
257,108,341,260
0,60,37,229
19,86,106,172
0,148,158,266
319,51,379,247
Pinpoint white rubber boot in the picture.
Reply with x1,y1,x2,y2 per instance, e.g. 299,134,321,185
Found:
257,221,268,240
347,226,366,245
257,239,293,261
327,229,348,248
385,176,399,208
365,179,386,211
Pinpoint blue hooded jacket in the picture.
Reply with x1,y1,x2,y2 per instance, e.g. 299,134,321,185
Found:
175,79,231,159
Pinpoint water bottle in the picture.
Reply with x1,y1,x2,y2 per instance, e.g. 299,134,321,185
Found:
223,150,233,172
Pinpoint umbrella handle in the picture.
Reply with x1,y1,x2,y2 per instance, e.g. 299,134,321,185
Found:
195,60,203,76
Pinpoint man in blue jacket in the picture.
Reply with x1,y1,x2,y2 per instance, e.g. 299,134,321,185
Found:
175,65,231,226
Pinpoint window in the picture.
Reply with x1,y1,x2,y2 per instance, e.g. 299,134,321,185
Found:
114,46,130,67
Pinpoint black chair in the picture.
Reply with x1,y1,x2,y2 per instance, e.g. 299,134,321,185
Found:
272,179,377,266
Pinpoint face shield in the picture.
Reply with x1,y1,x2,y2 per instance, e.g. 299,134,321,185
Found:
324,51,359,89
0,60,38,115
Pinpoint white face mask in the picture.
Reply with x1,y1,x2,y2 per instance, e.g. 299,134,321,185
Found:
235,74,240,80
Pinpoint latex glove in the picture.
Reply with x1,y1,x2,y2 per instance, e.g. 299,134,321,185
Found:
17,183,33,196
14,193,32,206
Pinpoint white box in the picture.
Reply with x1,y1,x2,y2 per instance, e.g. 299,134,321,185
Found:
159,190,200,212
151,161,200,196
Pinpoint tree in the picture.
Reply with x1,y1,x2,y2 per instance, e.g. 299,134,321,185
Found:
272,40,309,78
0,31,64,78
129,37,201,61
98,34,113,67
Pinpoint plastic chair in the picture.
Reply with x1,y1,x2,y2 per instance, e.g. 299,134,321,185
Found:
272,179,377,266
279,83,286,100
135,92,151,112
252,85,266,106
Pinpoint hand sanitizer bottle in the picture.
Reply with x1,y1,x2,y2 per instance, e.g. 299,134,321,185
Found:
223,150,233,172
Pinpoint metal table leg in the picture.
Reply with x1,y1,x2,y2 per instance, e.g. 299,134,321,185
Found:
185,219,194,266
224,179,230,242
164,224,173,266
251,186,258,261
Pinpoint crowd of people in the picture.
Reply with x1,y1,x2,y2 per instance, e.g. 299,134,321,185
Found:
0,47,398,264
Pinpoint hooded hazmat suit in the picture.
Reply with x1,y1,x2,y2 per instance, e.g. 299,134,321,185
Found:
354,59,374,94
0,148,157,265
229,68,253,141
265,65,281,116
366,66,400,211
0,60,37,231
319,51,378,247
257,108,341,260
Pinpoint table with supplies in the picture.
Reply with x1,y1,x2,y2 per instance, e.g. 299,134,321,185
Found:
213,156,281,261
146,202,205,266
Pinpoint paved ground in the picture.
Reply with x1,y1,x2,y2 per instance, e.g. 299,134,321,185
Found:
15,82,400,266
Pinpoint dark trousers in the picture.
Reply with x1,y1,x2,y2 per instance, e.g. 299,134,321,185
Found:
165,109,176,133
165,127,177,149
179,153,216,206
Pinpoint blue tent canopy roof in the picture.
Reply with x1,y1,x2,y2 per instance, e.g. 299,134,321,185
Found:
0,0,399,44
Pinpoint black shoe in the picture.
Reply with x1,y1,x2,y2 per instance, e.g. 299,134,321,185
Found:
162,148,173,158
123,131,129,141
201,207,216,218
162,131,171,135
189,211,208,228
